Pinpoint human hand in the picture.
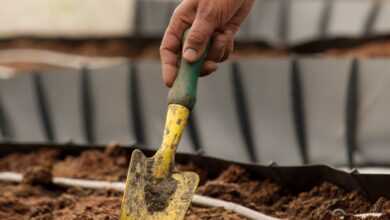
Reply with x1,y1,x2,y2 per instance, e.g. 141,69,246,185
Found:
160,0,254,87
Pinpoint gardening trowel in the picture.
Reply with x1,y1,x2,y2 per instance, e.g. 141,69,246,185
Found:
120,32,207,220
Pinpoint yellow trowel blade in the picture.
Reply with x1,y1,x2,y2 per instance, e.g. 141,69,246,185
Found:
120,149,199,220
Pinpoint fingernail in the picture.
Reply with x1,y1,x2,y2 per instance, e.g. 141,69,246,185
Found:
183,48,197,61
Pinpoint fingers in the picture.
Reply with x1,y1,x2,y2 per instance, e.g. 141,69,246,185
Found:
224,0,255,34
220,38,234,62
207,30,234,62
160,1,196,87
207,32,228,62
197,0,253,77
197,31,233,77
183,4,217,63
160,32,180,87
200,61,218,77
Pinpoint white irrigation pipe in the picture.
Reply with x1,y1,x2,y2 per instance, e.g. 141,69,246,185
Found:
192,195,281,220
354,213,383,218
0,172,384,219
0,172,280,220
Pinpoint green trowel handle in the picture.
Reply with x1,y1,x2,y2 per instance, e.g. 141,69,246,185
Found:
167,31,209,110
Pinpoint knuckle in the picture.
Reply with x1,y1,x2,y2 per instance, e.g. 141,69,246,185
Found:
214,35,228,48
159,45,166,54
198,9,215,23
159,39,171,55
172,6,182,17
197,1,213,17
171,1,194,26
226,23,240,34
168,17,184,34
197,7,220,27
172,1,187,17
187,30,206,46
174,13,191,26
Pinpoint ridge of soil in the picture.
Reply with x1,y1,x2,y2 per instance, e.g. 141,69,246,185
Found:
1,146,390,219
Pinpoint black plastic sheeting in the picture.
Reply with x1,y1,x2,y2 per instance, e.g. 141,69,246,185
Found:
0,143,389,202
1,58,390,167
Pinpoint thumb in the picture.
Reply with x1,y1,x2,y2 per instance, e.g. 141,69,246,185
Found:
183,14,216,63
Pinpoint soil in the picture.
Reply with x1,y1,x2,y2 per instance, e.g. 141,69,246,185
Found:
1,146,390,219
0,144,129,181
197,166,390,220
22,166,53,185
0,181,245,220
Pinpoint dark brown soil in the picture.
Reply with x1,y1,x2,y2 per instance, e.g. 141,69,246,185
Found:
0,144,129,182
22,166,53,185
1,146,390,219
197,165,390,220
0,181,245,220
0,181,121,220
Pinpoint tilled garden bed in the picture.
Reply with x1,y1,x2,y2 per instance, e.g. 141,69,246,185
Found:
0,144,389,219
0,181,244,220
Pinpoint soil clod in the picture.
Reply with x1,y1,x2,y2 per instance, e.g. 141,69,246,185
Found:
22,166,53,186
